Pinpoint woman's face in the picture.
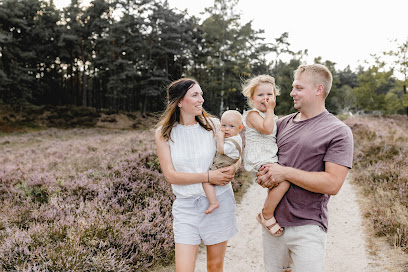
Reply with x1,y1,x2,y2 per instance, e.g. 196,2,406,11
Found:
178,84,204,116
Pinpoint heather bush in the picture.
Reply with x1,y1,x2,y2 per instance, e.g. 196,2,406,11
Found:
345,116,408,252
0,127,251,271
0,128,175,271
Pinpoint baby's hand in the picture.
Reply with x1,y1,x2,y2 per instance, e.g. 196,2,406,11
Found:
217,129,225,139
265,96,276,110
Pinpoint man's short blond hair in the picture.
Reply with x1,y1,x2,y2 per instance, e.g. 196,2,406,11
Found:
294,64,333,97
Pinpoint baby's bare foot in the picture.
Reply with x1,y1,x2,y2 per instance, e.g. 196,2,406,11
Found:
205,203,220,214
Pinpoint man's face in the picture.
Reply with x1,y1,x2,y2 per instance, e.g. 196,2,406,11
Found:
290,73,318,110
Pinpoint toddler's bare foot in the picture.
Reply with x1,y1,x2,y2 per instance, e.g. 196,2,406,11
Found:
205,202,220,214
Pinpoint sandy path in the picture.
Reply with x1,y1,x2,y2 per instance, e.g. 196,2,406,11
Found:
194,177,371,271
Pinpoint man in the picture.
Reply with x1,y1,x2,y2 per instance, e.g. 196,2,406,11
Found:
256,64,354,272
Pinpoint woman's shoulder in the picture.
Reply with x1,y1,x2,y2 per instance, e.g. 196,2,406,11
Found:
209,116,220,123
154,126,171,145
208,117,220,129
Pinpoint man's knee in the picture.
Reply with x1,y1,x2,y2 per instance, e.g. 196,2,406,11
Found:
263,229,292,272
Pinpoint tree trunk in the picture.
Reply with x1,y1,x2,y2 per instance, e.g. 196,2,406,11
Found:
219,70,225,116
82,69,87,107
404,84,407,116
142,93,147,118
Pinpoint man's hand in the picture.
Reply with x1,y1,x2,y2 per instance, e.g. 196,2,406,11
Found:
256,163,286,189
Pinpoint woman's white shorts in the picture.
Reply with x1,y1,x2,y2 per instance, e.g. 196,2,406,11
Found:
172,188,238,245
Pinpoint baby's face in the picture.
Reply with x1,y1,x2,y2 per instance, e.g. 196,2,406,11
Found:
220,114,242,138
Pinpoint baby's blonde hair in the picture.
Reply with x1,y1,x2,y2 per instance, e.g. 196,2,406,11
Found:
221,110,242,125
242,75,280,108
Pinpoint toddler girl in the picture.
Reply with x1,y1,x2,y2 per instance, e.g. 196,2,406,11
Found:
242,75,289,236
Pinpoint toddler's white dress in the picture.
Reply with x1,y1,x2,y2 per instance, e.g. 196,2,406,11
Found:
242,108,278,172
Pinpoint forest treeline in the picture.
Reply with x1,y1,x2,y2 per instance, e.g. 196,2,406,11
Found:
0,0,407,116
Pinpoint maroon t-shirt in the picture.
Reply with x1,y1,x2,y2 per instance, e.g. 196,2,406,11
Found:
275,110,353,232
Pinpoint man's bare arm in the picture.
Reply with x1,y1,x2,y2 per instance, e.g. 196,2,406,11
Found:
257,162,349,195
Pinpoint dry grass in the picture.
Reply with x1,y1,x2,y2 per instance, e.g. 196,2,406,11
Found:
344,115,408,270
0,103,160,134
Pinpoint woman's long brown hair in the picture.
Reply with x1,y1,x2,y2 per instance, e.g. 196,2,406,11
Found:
156,78,215,142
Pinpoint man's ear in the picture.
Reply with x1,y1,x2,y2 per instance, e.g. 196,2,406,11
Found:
316,84,324,96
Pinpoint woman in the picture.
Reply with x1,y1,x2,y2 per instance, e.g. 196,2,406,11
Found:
155,78,239,272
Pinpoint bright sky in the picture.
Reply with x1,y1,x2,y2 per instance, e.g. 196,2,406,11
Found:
55,0,408,71
168,0,408,71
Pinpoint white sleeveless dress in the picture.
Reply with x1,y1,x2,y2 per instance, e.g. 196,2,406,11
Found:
242,108,278,172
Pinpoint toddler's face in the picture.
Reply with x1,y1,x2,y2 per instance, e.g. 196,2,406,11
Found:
220,114,242,138
251,83,275,112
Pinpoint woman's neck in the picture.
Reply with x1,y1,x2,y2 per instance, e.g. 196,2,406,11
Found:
179,114,197,126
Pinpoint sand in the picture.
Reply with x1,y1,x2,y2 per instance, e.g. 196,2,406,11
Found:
194,177,373,271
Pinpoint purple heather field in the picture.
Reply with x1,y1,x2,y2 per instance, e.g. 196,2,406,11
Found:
0,128,247,271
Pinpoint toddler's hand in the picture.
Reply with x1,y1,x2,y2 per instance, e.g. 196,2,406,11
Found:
265,96,276,110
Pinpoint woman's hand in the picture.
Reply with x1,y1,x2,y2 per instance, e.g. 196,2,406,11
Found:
226,158,241,175
208,167,234,186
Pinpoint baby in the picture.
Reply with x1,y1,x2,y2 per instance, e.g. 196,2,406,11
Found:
203,110,243,214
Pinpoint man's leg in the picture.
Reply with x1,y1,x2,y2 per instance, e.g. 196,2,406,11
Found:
287,225,327,272
262,228,292,272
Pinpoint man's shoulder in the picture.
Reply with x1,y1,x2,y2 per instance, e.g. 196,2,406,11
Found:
277,112,297,125
324,113,352,131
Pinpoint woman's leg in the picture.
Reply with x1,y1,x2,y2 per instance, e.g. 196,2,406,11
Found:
175,243,199,272
206,240,228,272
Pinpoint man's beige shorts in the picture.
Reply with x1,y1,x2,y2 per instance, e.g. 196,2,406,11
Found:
263,224,327,272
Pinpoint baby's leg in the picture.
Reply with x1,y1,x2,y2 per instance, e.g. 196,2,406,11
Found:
262,181,290,220
202,183,220,214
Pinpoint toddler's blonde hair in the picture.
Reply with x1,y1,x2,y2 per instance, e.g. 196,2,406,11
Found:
242,75,280,108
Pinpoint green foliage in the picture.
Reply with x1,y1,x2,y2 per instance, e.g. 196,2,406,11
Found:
15,182,49,204
192,0,254,115
350,64,394,113
404,92,408,108
0,0,407,116
272,59,300,115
